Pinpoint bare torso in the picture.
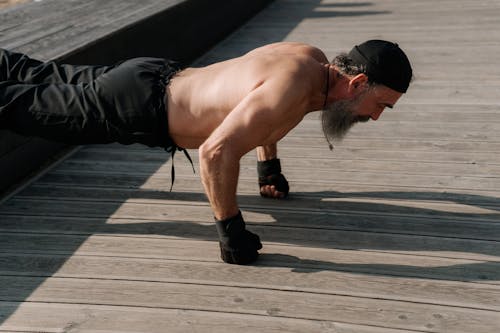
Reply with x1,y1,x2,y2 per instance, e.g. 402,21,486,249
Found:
165,42,329,149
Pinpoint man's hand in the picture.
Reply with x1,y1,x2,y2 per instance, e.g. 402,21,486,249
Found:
258,158,289,198
216,211,262,264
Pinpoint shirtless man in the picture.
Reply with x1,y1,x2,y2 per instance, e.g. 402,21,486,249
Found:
0,40,412,264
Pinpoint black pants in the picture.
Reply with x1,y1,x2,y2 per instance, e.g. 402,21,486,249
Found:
0,48,179,148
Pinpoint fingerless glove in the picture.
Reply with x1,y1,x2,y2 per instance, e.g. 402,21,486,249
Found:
258,158,289,197
215,211,262,265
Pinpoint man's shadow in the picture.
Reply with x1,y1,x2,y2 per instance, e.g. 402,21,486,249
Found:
3,178,499,327
250,189,500,281
5,183,498,327
121,188,500,282
7,171,497,282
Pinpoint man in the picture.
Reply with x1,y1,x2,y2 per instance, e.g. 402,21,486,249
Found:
0,40,412,264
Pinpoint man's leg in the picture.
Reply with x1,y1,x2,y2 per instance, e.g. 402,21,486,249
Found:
0,48,112,84
0,80,118,144
1,57,176,147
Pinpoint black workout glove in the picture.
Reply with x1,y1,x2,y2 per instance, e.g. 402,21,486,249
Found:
215,211,262,265
258,158,289,198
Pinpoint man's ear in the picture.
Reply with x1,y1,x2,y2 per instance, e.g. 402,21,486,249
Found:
347,74,369,96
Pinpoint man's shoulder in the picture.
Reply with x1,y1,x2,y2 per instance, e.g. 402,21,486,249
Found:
248,54,322,109
242,52,321,93
246,42,328,63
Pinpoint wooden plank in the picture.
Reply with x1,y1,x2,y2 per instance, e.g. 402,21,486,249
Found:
288,125,500,143
80,135,500,153
0,252,500,311
50,157,500,182
1,205,499,244
74,144,500,166
1,232,499,283
12,181,500,216
13,183,500,215
0,0,184,55
23,171,500,205
0,302,418,333
5,188,500,241
1,0,273,62
31,166,500,192
0,196,500,260
0,275,498,333
294,118,500,133
16,169,500,226
3,196,500,246
3,192,500,228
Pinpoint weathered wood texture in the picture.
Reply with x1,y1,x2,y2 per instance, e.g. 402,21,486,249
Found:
1,0,500,332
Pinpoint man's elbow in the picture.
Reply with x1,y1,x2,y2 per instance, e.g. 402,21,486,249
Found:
199,141,235,174
199,141,224,165
199,139,243,165
199,141,240,186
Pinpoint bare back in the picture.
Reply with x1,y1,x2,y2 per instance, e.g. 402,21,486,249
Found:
166,42,329,149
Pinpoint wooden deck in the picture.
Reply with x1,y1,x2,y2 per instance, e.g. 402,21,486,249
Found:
1,0,500,331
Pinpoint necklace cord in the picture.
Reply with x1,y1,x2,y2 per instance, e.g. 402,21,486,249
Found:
322,66,334,151
323,67,330,109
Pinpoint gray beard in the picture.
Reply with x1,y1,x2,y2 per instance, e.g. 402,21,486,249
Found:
321,95,370,149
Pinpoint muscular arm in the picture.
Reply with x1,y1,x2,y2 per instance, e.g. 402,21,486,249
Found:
199,74,307,220
199,141,240,220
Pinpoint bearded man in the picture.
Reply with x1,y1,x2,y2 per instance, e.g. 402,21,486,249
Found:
0,40,412,264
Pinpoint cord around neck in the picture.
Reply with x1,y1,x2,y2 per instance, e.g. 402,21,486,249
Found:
323,66,330,110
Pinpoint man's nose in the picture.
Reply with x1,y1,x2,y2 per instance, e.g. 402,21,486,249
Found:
370,109,384,121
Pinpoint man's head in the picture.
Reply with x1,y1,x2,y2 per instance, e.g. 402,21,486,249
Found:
348,39,412,94
322,40,412,147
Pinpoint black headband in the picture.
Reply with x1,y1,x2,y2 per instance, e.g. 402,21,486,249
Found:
348,40,412,93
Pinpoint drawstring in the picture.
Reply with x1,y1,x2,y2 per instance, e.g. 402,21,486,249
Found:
159,60,195,191
165,146,196,191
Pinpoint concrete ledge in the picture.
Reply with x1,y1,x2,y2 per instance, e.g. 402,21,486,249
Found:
0,0,273,193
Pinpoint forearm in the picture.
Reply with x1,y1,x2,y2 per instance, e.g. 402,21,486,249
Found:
256,143,277,161
199,146,240,220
